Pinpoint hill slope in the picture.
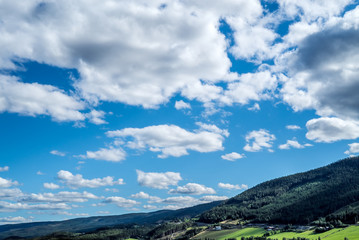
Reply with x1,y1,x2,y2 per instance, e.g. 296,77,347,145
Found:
0,201,221,239
200,157,359,224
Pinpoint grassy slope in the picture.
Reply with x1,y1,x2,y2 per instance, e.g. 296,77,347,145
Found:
192,227,266,240
269,226,359,240
192,226,359,240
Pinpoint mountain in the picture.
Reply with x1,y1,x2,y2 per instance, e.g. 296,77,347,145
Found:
199,157,359,224
0,201,221,239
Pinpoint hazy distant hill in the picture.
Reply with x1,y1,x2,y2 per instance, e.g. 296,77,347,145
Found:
0,201,221,239
200,157,359,224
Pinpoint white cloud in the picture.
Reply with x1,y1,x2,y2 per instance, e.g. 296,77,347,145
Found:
0,216,32,224
104,197,139,208
86,110,107,125
286,125,301,130
107,124,227,158
143,205,157,210
175,100,191,110
0,177,18,188
218,183,248,190
243,129,276,152
50,150,66,157
136,170,182,189
20,191,98,203
55,211,89,217
306,117,359,143
345,143,359,155
43,183,60,190
84,147,126,162
278,139,312,150
0,75,85,122
0,201,71,212
199,195,229,202
169,183,216,195
0,188,24,200
105,188,119,193
57,170,124,189
248,103,260,111
37,171,45,175
0,166,9,172
221,152,244,161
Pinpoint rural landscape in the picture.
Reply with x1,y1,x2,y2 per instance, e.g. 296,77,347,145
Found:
1,157,359,239
1,1,359,240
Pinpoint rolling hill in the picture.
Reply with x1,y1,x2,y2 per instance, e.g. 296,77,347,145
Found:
0,201,221,239
199,156,359,224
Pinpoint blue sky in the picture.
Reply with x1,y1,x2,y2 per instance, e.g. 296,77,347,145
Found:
1,0,359,224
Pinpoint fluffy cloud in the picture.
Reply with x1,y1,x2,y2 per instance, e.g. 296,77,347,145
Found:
218,183,248,190
0,177,18,188
50,150,66,157
43,183,60,190
84,147,126,162
0,75,85,122
199,195,229,202
175,100,191,110
104,197,139,208
345,143,359,155
0,166,9,172
136,170,182,189
286,125,301,130
20,191,98,203
169,183,216,195
221,152,244,161
278,140,312,150
130,192,161,203
107,124,227,158
243,129,276,152
0,216,32,224
57,170,124,189
306,117,359,142
86,110,107,125
0,188,24,200
0,201,70,212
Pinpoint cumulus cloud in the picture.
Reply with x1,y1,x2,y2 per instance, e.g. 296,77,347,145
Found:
107,124,227,158
0,188,24,200
103,197,139,208
0,75,85,122
175,100,191,110
50,150,66,157
345,143,359,155
130,191,161,203
0,177,18,188
199,195,229,202
20,191,98,203
221,152,244,161
218,183,248,190
278,139,312,150
0,166,9,172
136,170,182,189
0,201,70,212
0,216,32,224
243,129,276,152
143,205,157,210
57,170,124,189
43,183,60,190
169,183,216,195
84,147,126,162
286,125,301,130
306,117,359,142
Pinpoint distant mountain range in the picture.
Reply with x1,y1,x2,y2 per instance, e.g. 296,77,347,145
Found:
199,157,359,224
1,157,359,239
0,201,221,239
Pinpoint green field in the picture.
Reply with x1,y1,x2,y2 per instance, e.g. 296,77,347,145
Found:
269,226,359,240
192,227,266,240
192,226,359,240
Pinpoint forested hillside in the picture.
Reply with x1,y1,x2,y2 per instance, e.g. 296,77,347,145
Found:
200,157,359,224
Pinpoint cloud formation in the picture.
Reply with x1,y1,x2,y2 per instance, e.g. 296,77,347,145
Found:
169,183,216,195
221,152,244,161
84,147,126,162
279,140,312,150
218,183,248,190
243,129,276,152
136,170,182,189
57,170,124,189
107,124,227,158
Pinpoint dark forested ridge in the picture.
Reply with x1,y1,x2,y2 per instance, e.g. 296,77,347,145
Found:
199,157,359,224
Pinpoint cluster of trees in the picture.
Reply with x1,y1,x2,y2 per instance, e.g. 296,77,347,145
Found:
200,157,359,224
